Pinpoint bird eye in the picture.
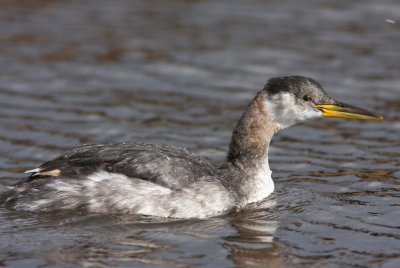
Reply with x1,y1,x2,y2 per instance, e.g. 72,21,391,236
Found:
303,95,312,102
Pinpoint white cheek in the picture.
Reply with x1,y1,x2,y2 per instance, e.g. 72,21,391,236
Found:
264,93,322,129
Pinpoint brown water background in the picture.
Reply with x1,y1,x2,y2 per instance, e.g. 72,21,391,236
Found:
0,0,399,267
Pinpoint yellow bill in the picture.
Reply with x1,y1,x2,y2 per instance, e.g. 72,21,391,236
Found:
315,103,383,120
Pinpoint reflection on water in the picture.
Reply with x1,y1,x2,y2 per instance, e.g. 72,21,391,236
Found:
1,200,279,268
0,0,399,267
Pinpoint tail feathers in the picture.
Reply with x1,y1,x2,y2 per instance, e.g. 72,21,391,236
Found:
0,188,20,210
1,183,88,212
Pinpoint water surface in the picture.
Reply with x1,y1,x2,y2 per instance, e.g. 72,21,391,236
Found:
0,0,399,267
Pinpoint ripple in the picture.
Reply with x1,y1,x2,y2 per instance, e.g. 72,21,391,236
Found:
0,0,399,267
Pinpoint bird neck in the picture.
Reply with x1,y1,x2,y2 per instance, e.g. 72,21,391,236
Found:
227,92,280,172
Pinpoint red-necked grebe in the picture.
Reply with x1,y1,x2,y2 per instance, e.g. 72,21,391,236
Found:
0,76,383,218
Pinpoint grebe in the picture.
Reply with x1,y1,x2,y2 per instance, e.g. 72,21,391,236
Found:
0,76,382,218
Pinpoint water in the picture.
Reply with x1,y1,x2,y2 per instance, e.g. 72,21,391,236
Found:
0,0,399,267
